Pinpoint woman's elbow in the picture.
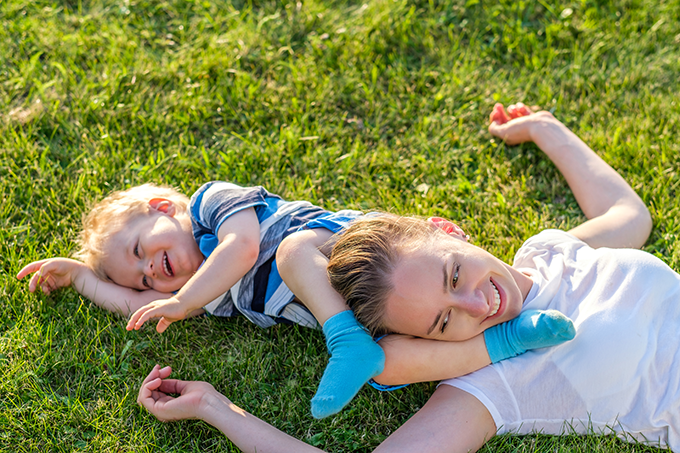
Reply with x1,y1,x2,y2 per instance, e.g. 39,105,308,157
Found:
630,201,653,248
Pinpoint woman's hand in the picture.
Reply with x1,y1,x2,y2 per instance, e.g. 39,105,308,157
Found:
137,365,325,453
137,364,219,422
488,102,557,145
16,258,87,295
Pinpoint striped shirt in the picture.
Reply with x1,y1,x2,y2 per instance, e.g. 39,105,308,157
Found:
190,181,361,329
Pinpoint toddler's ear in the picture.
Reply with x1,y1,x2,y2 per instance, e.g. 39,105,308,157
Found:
427,217,468,241
148,198,177,216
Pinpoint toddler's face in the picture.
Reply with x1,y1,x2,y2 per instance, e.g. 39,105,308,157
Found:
101,209,204,293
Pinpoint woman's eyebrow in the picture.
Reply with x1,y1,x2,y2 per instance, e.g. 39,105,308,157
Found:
426,262,451,335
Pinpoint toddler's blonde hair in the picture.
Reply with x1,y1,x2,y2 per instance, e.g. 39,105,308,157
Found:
75,184,189,280
327,214,440,336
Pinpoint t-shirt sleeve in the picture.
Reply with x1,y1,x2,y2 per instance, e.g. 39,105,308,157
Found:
190,182,268,234
190,182,268,257
513,229,583,269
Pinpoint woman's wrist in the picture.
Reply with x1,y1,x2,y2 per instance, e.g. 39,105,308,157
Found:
528,113,566,143
197,389,239,427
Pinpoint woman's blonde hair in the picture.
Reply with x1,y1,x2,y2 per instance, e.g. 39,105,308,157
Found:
327,214,439,336
75,184,189,280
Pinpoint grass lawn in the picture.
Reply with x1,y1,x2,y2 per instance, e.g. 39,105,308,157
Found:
1,0,679,451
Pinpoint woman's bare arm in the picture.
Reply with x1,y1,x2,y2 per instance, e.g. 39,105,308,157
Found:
489,104,652,249
374,334,490,386
138,366,495,453
375,385,495,453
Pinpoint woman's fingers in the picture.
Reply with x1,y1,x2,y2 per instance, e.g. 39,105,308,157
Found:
138,365,174,406
489,103,511,124
491,102,533,125
507,102,532,119
158,365,172,380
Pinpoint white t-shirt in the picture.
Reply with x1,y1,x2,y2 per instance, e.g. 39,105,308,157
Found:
441,229,680,450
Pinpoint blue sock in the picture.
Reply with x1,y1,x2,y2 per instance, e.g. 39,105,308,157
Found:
483,309,575,363
311,310,385,419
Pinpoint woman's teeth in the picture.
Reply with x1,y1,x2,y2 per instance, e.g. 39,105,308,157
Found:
489,281,500,317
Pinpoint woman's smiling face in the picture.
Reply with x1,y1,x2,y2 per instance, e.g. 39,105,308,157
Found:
383,233,533,341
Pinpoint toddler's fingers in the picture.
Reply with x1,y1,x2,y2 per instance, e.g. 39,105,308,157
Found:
126,311,141,331
135,308,160,330
16,260,47,280
156,317,173,333
29,270,46,293
127,307,151,331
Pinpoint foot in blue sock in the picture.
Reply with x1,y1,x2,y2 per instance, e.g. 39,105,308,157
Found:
483,309,576,363
311,310,385,419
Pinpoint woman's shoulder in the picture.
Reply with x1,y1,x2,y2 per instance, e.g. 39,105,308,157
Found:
513,229,588,268
521,229,583,248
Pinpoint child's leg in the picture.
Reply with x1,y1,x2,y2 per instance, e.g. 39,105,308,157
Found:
312,310,384,419
483,309,575,363
277,228,384,418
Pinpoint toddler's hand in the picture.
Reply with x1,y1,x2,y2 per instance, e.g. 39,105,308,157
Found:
16,258,87,295
488,102,555,145
127,296,188,333
138,364,219,422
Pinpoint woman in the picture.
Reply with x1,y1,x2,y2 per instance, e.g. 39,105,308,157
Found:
137,103,676,452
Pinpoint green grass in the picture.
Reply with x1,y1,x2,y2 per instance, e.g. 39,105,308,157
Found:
1,0,679,451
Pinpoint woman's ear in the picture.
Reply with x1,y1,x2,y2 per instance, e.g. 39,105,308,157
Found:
148,198,177,217
427,217,468,241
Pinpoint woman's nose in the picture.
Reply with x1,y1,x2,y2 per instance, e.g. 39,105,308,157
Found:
455,289,489,317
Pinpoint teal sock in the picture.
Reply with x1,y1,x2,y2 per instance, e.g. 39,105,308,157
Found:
311,310,385,419
483,309,576,363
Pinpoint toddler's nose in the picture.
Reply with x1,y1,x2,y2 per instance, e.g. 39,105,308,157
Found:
144,260,157,278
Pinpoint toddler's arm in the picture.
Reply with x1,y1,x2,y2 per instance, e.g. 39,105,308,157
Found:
17,257,175,315
277,229,385,418
374,309,575,386
127,208,261,332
